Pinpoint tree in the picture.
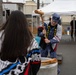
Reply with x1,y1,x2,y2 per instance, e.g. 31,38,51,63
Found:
0,0,3,26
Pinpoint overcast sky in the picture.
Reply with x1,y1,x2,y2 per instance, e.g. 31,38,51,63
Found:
3,0,76,3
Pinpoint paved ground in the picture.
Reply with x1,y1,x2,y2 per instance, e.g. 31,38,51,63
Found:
57,35,76,75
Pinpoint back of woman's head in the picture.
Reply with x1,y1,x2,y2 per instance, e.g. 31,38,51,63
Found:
1,10,33,60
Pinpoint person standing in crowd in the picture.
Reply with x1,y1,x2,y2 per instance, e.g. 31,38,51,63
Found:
38,13,62,75
39,13,62,58
0,10,41,75
70,17,76,40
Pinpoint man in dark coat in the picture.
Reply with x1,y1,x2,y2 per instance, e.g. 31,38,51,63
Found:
70,17,76,39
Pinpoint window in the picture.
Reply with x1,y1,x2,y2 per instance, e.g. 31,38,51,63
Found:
3,11,5,16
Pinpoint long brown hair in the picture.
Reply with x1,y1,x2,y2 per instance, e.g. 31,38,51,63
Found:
0,10,33,60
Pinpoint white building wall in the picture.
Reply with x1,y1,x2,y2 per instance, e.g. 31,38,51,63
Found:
2,2,24,23
2,3,19,23
3,4,18,11
23,1,37,14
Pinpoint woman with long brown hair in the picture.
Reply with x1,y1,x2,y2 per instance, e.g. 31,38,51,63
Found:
0,10,41,75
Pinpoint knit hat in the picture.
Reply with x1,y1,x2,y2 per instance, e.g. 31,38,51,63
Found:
52,13,60,23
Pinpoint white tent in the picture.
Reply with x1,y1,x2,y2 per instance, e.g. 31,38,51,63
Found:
33,0,76,16
32,0,76,41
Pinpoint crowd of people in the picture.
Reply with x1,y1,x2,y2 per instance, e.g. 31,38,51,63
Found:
0,10,63,75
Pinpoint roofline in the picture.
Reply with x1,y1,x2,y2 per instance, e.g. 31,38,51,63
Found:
2,2,24,4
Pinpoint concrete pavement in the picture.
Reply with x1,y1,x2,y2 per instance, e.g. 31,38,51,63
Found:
57,34,76,75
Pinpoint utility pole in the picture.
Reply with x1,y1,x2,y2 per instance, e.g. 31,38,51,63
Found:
37,0,40,9
37,0,40,26
0,0,3,26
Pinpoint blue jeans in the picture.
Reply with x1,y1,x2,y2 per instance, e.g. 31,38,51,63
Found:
40,48,57,58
